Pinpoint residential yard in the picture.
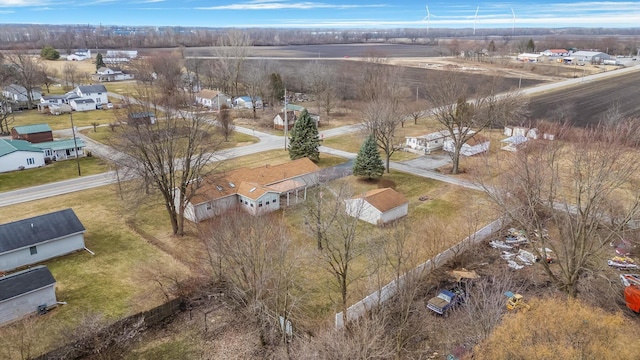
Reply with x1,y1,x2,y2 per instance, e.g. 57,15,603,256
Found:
0,156,111,192
0,186,189,358
9,108,120,130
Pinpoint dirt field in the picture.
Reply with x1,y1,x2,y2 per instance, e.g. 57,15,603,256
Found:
528,69,640,126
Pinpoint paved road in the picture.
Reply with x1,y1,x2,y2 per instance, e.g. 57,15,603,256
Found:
3,64,638,207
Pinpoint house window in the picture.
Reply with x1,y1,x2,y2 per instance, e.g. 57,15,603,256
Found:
244,200,248,205
239,198,242,203
258,201,263,207
30,246,37,255
250,203,254,207
206,202,212,210
26,158,35,165
266,201,270,205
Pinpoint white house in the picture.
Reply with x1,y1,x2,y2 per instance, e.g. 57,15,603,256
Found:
0,139,45,173
67,49,91,61
405,130,450,154
195,89,232,110
32,138,85,161
273,111,297,130
0,208,86,272
69,98,96,111
104,50,138,64
181,158,320,222
92,67,134,82
0,266,57,326
443,134,490,156
345,188,408,226
541,49,569,57
72,85,109,107
516,53,543,62
2,84,42,104
233,96,263,109
38,95,66,112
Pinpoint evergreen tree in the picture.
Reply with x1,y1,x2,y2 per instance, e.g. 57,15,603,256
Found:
40,46,60,60
352,135,385,179
526,39,535,52
95,53,106,70
288,109,320,162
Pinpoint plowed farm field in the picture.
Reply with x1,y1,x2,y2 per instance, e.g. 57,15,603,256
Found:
528,69,640,126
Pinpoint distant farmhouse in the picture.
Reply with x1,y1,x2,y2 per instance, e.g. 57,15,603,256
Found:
195,89,232,110
38,85,109,113
92,67,134,82
67,49,91,61
104,50,138,64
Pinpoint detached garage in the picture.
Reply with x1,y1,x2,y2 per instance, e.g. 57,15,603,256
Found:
345,188,408,226
69,98,95,111
0,208,86,272
0,266,57,325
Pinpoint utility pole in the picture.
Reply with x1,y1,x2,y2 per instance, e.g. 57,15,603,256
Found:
69,112,81,176
284,87,288,150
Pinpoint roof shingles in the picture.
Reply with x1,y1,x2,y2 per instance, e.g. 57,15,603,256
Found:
0,265,56,303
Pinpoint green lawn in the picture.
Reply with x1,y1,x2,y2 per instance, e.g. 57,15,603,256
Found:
0,186,189,358
10,109,119,130
0,156,111,192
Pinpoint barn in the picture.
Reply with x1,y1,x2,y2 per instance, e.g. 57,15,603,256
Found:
0,208,86,272
11,124,53,143
345,188,408,226
0,266,57,326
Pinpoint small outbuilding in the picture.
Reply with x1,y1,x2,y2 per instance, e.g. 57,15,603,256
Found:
0,265,57,326
345,188,408,226
0,208,86,272
128,112,157,125
273,111,297,130
11,124,53,144
69,98,96,112
443,135,490,156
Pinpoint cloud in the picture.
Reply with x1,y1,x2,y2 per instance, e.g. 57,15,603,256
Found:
138,0,165,3
0,0,49,6
197,1,387,11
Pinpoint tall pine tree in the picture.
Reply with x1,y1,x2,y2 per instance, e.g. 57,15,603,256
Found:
353,135,385,179
95,53,105,71
288,109,320,162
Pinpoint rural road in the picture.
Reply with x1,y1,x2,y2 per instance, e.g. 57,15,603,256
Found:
2,62,638,207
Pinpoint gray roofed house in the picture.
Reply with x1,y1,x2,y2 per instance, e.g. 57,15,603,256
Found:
0,265,57,325
72,85,109,109
0,208,86,271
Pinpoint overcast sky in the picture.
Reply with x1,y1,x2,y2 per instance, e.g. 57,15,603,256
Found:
1,0,639,28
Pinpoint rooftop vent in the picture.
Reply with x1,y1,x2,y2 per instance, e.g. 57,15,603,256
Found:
229,182,235,188
216,185,223,191
249,187,256,192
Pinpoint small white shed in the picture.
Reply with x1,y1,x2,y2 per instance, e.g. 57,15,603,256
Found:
0,208,86,271
443,135,490,156
345,188,408,226
0,266,57,325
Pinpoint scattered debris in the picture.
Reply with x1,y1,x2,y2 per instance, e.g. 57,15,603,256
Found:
620,274,640,313
507,260,524,270
505,228,528,245
610,239,635,256
516,250,537,265
538,248,554,263
500,251,516,260
449,269,479,282
608,256,639,269
490,240,513,250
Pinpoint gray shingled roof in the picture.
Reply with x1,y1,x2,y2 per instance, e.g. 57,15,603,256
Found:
0,265,56,303
0,208,85,254
77,84,107,94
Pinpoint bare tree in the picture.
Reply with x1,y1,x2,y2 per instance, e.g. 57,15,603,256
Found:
6,50,43,109
304,61,337,116
361,99,402,173
110,86,220,235
146,52,185,107
39,63,56,93
483,121,640,297
217,104,234,142
426,75,528,174
201,211,302,348
215,30,251,97
309,181,367,328
62,62,78,89
241,60,271,118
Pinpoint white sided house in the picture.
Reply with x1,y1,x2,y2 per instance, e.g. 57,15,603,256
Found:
516,53,543,62
69,98,96,112
67,49,91,61
33,138,85,161
0,208,86,272
92,67,134,82
0,266,57,326
0,139,45,173
71,85,109,108
181,158,320,222
2,84,42,104
345,188,408,226
405,130,450,154
195,89,232,110
233,96,263,109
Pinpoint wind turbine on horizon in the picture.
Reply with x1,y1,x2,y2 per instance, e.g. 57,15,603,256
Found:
511,8,516,35
473,6,479,35
423,5,435,34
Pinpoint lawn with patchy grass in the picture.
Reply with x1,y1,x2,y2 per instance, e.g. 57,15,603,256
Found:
0,185,189,357
9,108,119,130
0,156,111,192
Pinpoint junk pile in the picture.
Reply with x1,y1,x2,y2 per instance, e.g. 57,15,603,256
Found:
489,228,554,270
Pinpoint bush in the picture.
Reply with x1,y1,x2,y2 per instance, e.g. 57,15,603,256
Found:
40,46,60,60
